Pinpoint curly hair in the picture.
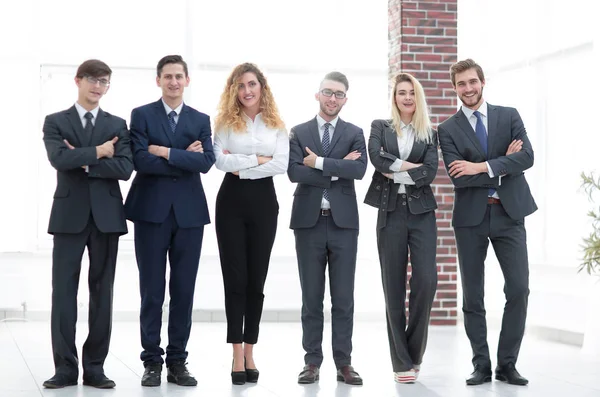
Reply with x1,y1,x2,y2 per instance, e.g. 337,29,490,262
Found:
214,63,285,133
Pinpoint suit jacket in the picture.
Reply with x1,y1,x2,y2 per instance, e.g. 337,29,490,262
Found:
288,117,367,230
124,99,215,228
43,106,134,235
364,119,438,229
438,104,537,227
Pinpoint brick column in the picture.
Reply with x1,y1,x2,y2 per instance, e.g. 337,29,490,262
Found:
388,0,458,326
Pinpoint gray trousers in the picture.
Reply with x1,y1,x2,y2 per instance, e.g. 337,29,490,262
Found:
455,203,529,369
294,214,358,369
377,198,437,372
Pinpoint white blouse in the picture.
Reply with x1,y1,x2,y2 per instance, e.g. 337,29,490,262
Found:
213,113,289,180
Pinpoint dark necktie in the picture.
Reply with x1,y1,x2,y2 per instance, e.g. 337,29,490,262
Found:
168,110,177,133
473,110,495,197
322,123,331,202
84,112,94,143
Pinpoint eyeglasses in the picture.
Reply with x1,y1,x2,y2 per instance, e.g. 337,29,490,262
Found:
320,88,346,99
84,75,110,88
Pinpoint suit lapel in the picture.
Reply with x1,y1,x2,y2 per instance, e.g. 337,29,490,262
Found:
406,139,426,163
308,118,323,156
486,103,498,156
384,121,400,157
89,109,108,146
154,99,175,147
65,106,84,147
455,110,486,158
329,118,345,152
174,105,190,144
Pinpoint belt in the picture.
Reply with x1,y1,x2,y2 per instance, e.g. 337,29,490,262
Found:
487,197,501,205
320,209,331,216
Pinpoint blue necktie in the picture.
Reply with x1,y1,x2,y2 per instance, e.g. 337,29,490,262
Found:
473,111,495,197
322,123,331,202
168,110,177,133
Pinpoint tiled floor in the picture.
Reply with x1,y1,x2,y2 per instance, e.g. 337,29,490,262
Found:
1,320,599,397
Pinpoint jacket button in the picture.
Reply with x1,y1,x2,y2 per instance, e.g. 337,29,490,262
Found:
402,201,406,205
422,170,427,175
408,197,412,201
375,185,381,190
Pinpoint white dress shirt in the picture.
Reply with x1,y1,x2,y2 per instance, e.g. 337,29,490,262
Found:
74,102,99,127
314,115,340,209
214,113,289,180
388,122,417,194
461,100,501,198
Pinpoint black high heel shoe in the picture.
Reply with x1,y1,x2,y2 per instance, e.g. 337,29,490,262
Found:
231,359,246,385
245,358,259,383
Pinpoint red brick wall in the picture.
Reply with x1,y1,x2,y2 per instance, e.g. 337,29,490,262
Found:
389,0,458,325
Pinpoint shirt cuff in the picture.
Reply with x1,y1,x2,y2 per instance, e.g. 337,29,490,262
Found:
315,157,324,170
85,166,89,173
485,161,495,178
390,159,403,172
332,176,339,181
167,148,171,161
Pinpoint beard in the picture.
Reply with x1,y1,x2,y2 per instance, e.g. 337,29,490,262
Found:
320,102,341,118
459,90,483,108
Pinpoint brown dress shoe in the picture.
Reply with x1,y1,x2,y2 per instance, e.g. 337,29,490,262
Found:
337,365,363,385
298,364,319,384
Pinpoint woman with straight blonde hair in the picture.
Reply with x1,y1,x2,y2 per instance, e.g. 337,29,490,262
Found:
213,63,289,385
364,72,438,383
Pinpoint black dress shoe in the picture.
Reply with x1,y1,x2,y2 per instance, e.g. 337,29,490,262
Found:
298,364,319,384
42,373,78,389
141,363,162,387
167,362,197,386
83,373,116,389
337,365,363,385
466,365,492,386
495,363,529,385
231,359,246,385
245,358,259,383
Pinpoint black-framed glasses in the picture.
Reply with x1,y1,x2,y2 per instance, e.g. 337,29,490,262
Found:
320,88,346,99
84,75,110,88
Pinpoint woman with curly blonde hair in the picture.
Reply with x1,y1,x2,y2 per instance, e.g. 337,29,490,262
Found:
213,63,288,385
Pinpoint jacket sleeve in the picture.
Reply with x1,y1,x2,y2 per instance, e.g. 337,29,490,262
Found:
438,123,500,189
487,108,534,177
322,127,368,180
368,120,401,174
43,115,99,171
287,126,333,189
87,120,134,181
407,131,439,188
167,115,216,174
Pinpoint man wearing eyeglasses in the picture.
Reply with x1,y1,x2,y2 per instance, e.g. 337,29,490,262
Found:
288,72,367,386
42,59,133,389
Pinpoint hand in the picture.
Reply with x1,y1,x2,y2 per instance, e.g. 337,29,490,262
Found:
506,139,523,155
96,137,119,159
382,173,394,179
223,149,231,154
448,160,486,178
232,171,239,176
149,144,168,159
257,155,273,165
406,162,422,170
303,147,318,168
187,140,203,153
343,150,361,160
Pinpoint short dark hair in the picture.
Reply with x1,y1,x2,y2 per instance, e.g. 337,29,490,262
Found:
76,59,112,79
322,71,349,91
157,55,189,77
450,58,485,87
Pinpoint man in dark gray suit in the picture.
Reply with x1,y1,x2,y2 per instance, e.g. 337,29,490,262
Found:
42,59,133,389
438,59,537,386
288,72,367,386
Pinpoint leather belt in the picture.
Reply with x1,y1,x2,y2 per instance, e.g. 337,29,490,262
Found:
487,197,501,205
320,209,331,216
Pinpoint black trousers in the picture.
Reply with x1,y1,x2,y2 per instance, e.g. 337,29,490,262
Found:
294,214,358,369
376,195,438,372
215,173,278,344
135,210,204,366
455,203,529,368
51,216,119,377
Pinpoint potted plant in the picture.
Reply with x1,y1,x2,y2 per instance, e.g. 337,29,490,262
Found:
580,171,600,354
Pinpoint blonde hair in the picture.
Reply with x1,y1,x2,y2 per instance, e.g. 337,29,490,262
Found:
214,63,285,133
390,73,432,143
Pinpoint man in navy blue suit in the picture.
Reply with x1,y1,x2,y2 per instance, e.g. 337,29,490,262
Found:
124,55,215,387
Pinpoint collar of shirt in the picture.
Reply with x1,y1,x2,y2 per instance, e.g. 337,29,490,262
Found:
242,112,263,126
316,114,338,131
74,102,99,126
162,99,184,118
399,120,415,132
461,100,488,120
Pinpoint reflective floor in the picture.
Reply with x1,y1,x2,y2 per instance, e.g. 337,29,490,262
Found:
1,320,599,396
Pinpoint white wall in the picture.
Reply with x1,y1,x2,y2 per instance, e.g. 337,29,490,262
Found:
458,0,598,341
